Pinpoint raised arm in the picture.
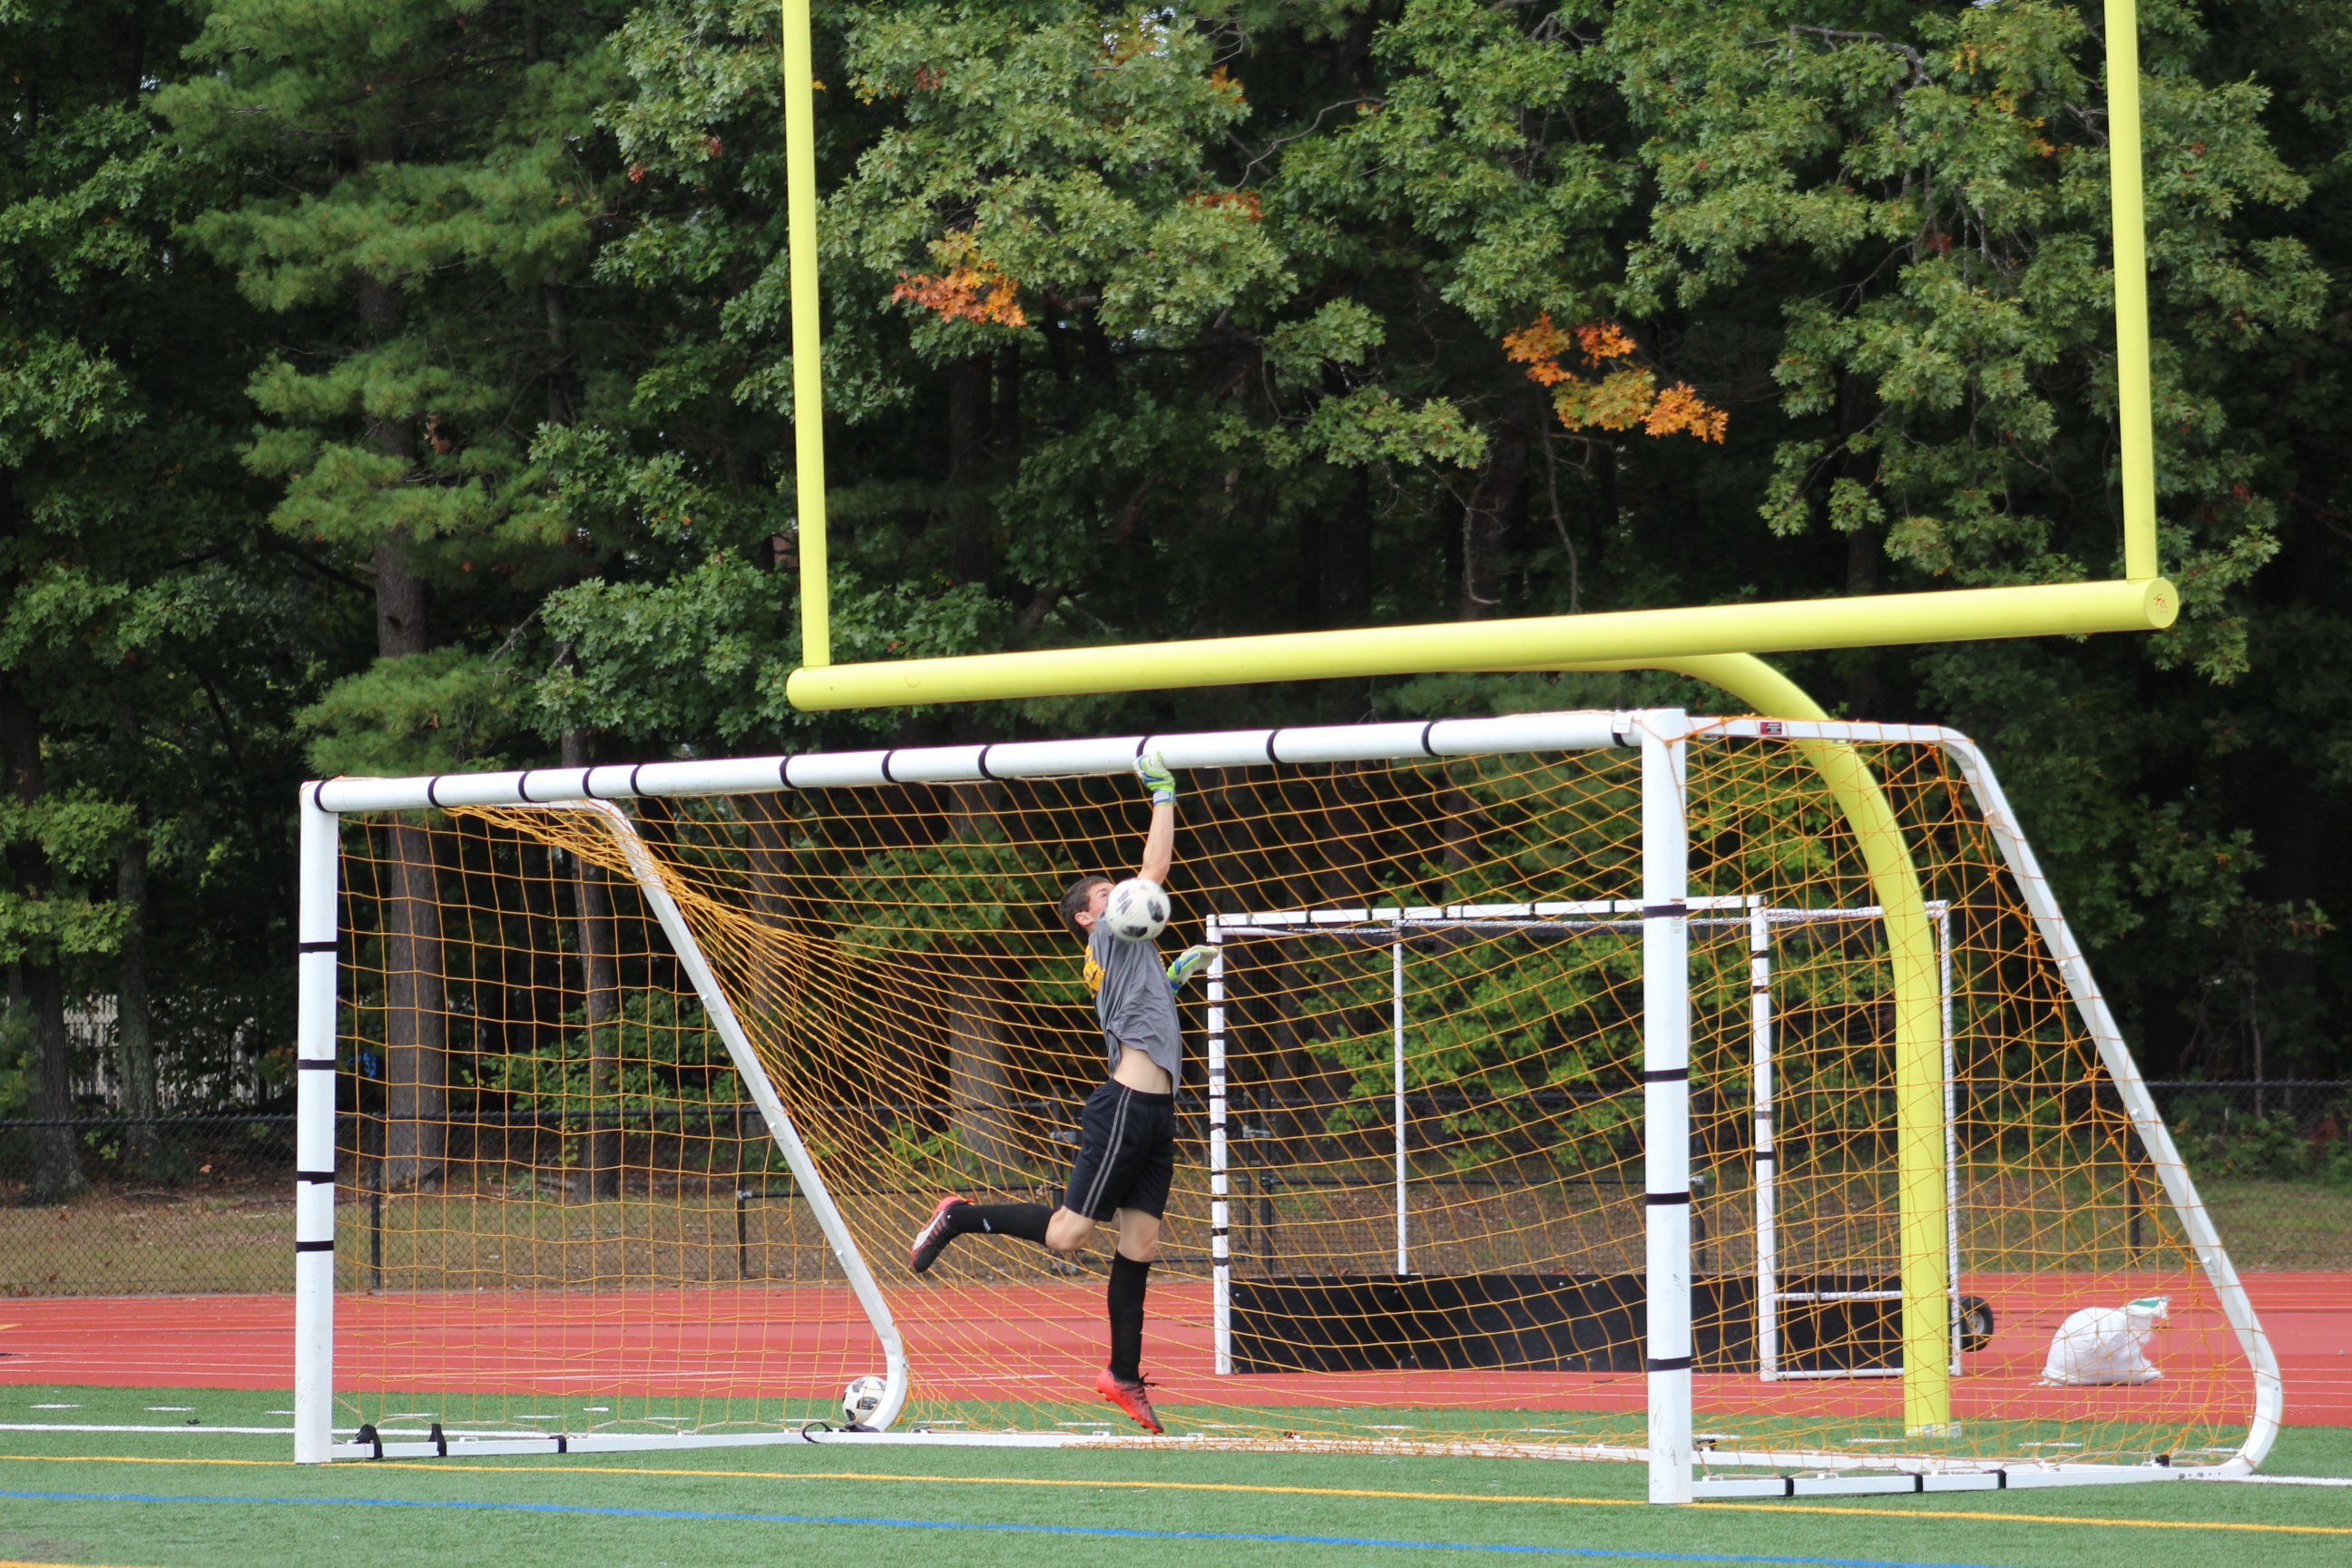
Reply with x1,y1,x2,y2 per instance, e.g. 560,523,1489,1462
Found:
1135,751,1176,886
1138,800,1173,886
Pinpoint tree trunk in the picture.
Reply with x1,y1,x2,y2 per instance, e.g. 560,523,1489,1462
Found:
1461,419,1530,620
375,536,430,657
936,780,1015,1174
1591,438,1617,579
356,270,447,1189
1309,766,1382,907
994,341,1022,456
1836,372,1884,717
112,706,160,1163
116,829,160,1165
563,728,622,1198
22,962,78,1200
1293,508,1324,629
1079,311,1118,391
1437,788,1491,897
379,817,447,1190
946,354,994,584
943,958,1016,1176
1318,468,1376,719
1841,521,1884,715
1,674,83,1200
730,791,811,1163
360,272,427,660
1323,470,1373,628
542,275,574,426
1539,426,1582,613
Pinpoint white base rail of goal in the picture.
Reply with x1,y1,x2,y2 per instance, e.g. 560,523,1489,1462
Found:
321,1424,2239,1497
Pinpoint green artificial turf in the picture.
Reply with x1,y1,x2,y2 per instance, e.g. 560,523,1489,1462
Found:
2,1386,2346,1568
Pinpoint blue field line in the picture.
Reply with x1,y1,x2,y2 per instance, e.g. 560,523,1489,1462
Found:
0,1488,2024,1568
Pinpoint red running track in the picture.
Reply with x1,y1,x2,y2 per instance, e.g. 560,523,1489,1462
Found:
3,1273,2344,1426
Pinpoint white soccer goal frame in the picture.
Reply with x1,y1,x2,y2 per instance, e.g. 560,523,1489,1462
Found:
1200,897,1964,1385
1749,901,1963,1384
291,709,2279,1500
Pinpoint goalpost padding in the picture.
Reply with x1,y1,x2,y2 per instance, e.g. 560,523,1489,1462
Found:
291,710,2281,1500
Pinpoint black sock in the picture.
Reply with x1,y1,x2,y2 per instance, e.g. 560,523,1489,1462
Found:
1107,1253,1152,1382
958,1203,1052,1244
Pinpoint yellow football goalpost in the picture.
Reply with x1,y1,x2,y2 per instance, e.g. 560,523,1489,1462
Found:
768,0,2162,1458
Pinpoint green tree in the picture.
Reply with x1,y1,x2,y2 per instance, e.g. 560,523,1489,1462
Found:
109,0,2352,1095
162,0,629,1185
0,1,309,1199
575,0,2348,1081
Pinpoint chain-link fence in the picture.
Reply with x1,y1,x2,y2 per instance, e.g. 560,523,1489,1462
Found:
0,1111,844,1298
2141,1080,2352,1148
2135,1082,2352,1271
5,1085,2349,1297
1,1115,297,1296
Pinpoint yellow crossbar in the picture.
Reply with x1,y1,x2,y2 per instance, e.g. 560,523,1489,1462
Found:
786,579,2172,710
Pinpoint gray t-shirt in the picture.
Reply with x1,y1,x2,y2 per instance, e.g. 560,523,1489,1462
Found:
1085,920,1183,1086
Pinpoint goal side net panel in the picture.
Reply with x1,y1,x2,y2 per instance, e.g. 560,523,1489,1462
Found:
294,712,2273,1481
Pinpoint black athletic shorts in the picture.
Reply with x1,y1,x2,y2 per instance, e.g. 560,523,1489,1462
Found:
1063,1081,1177,1221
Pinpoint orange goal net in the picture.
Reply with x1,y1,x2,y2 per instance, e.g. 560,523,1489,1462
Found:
290,710,2279,1499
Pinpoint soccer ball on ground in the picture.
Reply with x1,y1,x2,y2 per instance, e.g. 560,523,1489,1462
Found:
841,1373,887,1427
1103,877,1170,943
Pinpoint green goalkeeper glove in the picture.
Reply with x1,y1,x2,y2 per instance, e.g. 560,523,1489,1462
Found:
1166,944,1215,993
1135,750,1176,805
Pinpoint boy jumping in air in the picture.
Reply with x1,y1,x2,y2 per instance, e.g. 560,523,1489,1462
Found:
908,751,1211,1435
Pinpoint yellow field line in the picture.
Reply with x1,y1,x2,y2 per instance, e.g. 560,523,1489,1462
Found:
5,1452,2345,1536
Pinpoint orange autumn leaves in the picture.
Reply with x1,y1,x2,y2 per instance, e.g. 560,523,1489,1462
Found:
1503,314,1727,443
892,229,1028,329
894,190,1264,333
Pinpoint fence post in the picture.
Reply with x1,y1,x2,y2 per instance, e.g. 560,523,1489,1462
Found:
737,1189,752,1280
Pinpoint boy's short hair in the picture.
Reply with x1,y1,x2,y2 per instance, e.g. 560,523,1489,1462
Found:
1059,874,1112,941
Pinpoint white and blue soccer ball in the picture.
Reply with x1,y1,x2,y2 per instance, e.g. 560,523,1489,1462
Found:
841,1374,887,1426
1104,877,1170,943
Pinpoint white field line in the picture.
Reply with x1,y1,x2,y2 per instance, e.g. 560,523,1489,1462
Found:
2192,1473,2352,1487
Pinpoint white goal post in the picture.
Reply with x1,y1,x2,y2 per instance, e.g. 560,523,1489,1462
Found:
290,709,2280,1500
1202,897,1965,1387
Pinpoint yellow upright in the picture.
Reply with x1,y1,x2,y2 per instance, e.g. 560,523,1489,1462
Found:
1639,656,1951,1434
2105,0,2158,582
782,0,829,669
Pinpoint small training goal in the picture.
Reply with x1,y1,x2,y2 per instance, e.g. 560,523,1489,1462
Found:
291,710,2280,1501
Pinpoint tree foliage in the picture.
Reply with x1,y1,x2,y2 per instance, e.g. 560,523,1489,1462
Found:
1,0,2347,1161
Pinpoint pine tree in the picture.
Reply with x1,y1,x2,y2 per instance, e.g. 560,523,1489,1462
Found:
0,0,295,1196
162,0,629,1185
